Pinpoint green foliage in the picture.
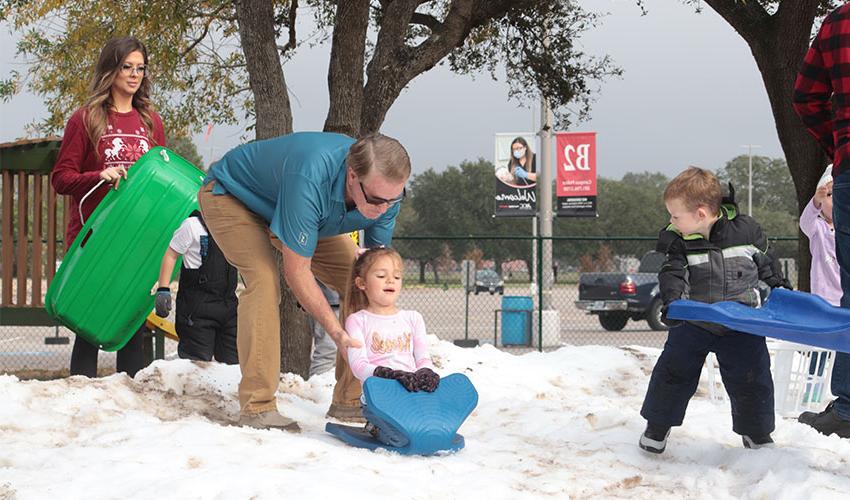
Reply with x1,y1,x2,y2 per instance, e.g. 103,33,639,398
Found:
166,133,204,171
716,155,797,216
0,0,252,135
447,1,621,129
398,158,532,272
3,1,620,140
398,156,799,273
554,172,669,262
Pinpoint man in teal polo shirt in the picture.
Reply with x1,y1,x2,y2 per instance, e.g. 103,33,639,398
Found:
198,132,410,431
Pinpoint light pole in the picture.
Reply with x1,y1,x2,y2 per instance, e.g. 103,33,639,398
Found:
740,144,761,215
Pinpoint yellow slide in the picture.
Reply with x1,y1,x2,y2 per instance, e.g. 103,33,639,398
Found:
144,312,179,341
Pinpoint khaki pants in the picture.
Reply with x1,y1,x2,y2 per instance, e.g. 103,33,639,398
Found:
198,182,361,414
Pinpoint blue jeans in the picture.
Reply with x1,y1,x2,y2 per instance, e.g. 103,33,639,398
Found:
829,170,850,420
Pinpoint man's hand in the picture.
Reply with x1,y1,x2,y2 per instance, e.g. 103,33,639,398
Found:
330,329,362,351
155,287,172,318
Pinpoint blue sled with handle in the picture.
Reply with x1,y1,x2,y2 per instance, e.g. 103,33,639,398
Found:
667,288,850,353
325,373,478,456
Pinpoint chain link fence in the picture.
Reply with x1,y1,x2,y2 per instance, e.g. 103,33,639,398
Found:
0,236,799,377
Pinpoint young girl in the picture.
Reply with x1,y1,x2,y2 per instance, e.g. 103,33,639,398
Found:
52,36,166,378
344,247,440,443
798,166,850,437
800,166,840,306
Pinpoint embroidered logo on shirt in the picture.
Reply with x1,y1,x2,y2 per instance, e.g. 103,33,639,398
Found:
370,332,412,354
99,126,151,168
298,231,308,246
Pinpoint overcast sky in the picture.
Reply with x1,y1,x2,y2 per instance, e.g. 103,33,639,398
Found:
0,0,788,179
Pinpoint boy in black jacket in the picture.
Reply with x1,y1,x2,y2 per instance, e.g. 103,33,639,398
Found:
639,167,788,454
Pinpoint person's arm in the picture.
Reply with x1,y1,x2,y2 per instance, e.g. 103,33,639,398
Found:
157,247,180,288
281,244,360,350
792,19,836,157
51,111,103,197
751,222,789,289
154,246,179,318
656,228,687,305
344,314,379,382
410,311,434,370
799,196,823,238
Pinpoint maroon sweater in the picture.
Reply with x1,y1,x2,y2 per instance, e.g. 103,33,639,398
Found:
52,107,166,245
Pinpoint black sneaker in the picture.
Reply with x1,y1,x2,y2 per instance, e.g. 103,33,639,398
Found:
639,423,671,454
742,434,774,449
798,400,850,438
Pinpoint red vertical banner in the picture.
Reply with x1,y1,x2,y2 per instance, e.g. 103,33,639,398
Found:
555,132,597,217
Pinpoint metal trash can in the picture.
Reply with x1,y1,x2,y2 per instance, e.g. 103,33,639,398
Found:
501,296,532,346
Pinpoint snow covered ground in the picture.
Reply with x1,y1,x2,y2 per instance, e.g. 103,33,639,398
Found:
2,339,850,499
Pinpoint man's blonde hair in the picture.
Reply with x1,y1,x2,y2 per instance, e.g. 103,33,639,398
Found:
663,166,722,214
347,134,411,182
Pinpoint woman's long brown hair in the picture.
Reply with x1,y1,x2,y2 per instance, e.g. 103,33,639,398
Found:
83,36,157,152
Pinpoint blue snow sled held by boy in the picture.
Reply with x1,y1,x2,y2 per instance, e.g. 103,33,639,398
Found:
326,373,478,456
667,288,850,353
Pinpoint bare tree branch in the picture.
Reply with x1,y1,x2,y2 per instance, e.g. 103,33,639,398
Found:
703,0,770,42
181,23,211,58
411,12,441,31
280,0,298,56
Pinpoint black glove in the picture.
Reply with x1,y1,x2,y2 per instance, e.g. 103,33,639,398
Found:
414,367,440,392
660,304,682,328
373,366,418,392
155,287,172,318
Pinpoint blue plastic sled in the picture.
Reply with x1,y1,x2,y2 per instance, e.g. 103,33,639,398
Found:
667,288,850,353
325,373,478,456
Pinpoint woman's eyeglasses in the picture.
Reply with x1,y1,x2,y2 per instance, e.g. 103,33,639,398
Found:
359,182,406,207
120,64,146,76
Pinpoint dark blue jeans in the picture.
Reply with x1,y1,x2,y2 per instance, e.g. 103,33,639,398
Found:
641,322,775,436
828,170,850,420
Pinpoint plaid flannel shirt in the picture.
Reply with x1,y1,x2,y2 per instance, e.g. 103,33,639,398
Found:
793,4,850,174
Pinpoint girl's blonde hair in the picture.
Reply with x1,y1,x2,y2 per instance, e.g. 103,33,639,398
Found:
83,36,158,154
343,247,404,318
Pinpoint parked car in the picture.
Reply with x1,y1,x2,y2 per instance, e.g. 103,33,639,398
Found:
470,269,504,295
575,251,667,331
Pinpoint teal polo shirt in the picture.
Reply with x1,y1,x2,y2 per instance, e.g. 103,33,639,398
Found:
205,132,400,257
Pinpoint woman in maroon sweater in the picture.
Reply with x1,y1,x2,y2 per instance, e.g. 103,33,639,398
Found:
52,36,166,378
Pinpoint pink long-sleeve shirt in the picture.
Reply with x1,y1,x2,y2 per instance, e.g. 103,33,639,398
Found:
800,198,842,306
345,309,434,382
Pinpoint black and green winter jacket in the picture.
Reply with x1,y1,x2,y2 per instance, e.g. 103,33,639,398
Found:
656,202,789,334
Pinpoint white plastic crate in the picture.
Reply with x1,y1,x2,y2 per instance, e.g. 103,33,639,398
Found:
703,340,835,418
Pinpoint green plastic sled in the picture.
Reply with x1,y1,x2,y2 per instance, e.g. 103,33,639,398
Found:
45,147,204,351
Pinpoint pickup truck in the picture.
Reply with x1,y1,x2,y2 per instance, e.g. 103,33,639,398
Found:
574,250,667,331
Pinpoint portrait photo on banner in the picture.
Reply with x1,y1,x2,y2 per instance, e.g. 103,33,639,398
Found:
494,133,538,217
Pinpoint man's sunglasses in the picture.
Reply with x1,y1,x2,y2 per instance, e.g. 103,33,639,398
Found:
359,181,406,207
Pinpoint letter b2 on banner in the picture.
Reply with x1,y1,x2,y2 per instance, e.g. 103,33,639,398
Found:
556,132,597,217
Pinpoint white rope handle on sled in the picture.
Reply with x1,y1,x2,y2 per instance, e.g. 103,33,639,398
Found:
79,179,107,226
79,151,168,225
